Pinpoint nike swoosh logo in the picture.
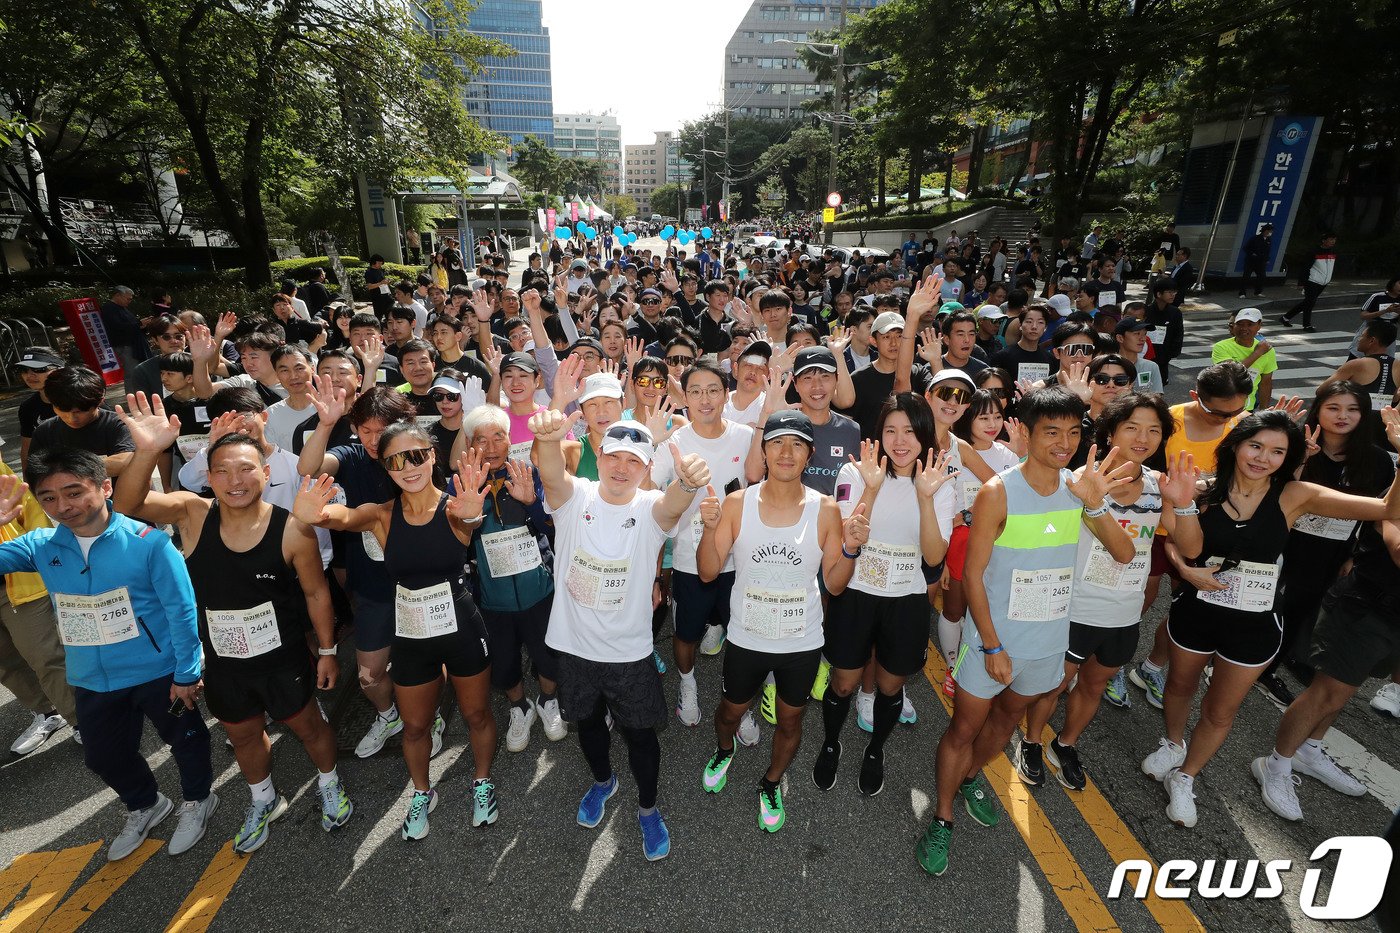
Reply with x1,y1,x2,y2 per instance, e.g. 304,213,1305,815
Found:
703,764,730,788
269,482,285,487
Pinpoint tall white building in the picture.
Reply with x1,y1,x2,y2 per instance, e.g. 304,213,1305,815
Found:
552,112,622,195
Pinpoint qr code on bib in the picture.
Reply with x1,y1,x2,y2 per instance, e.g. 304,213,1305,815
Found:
1201,573,1241,608
63,613,101,643
857,555,889,590
210,626,250,657
566,569,599,606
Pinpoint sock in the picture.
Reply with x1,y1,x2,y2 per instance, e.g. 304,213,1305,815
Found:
317,768,338,789
821,690,852,748
380,703,399,722
960,777,977,789
638,805,657,817
1023,738,1041,748
713,745,733,764
1142,658,1163,675
868,689,901,754
1268,750,1293,775
937,614,961,667
539,689,556,703
680,669,696,687
511,696,530,712
249,775,275,805
760,776,780,794
1301,738,1323,754
1053,735,1072,750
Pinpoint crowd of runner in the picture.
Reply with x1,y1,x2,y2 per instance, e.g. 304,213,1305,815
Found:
3,225,1400,877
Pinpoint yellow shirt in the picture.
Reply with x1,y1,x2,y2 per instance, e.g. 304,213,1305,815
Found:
1167,403,1241,479
0,461,51,606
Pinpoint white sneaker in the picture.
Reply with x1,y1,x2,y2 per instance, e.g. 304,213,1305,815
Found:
506,703,537,753
168,793,220,856
1141,737,1187,782
72,730,82,745
539,697,567,741
899,689,917,725
699,624,726,656
355,710,404,758
676,677,701,727
856,689,875,733
11,712,67,755
1252,757,1304,821
429,714,446,758
736,710,760,747
109,793,173,862
1294,743,1366,796
1164,769,1198,828
1371,682,1400,718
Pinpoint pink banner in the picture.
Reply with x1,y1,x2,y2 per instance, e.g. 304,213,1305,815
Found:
546,207,557,232
570,202,578,223
588,204,595,222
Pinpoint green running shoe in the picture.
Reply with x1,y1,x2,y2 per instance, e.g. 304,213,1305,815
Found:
1103,668,1132,709
960,777,999,827
703,747,735,794
471,779,498,827
233,795,288,854
760,682,777,725
758,784,785,833
318,779,353,832
401,789,438,841
916,819,953,876
810,658,831,701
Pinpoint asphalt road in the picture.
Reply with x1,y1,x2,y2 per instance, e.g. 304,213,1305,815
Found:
1,305,1396,933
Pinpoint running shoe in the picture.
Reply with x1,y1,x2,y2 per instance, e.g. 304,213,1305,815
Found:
856,689,874,733
652,649,667,674
760,682,778,725
233,795,286,854
899,688,917,725
169,793,219,856
699,624,726,656
1128,662,1166,709
401,789,438,841
736,710,760,747
859,746,885,797
109,793,173,862
1294,743,1366,796
319,779,353,832
941,668,956,698
813,741,840,792
1164,769,1197,828
1142,737,1188,781
1256,671,1294,709
677,676,701,726
1103,668,1132,709
915,819,953,876
1014,739,1045,788
1252,757,1303,821
506,702,537,752
11,712,66,755
639,808,671,860
355,709,403,758
810,658,831,701
1278,315,1293,328
1301,325,1316,333
1047,737,1086,791
577,774,618,828
539,697,568,741
1372,682,1400,718
960,777,999,827
758,784,785,833
471,778,498,827
702,747,735,794
430,713,446,758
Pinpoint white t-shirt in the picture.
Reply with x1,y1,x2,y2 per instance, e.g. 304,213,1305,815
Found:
290,296,311,321
650,421,754,574
834,465,927,598
263,397,316,452
545,478,672,663
216,373,288,401
723,391,765,426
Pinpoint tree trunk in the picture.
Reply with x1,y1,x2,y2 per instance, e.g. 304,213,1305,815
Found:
877,150,887,213
906,147,921,206
966,125,988,197
1003,120,1035,199
1370,141,1397,237
240,174,273,288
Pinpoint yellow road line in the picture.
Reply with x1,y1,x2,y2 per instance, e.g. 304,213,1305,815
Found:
922,650,1120,932
0,853,57,915
37,840,162,933
163,843,251,933
0,844,99,933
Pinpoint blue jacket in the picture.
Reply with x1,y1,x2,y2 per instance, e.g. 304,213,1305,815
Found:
0,506,201,692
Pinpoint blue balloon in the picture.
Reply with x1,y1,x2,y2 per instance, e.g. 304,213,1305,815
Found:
554,227,570,240
678,232,691,246
584,227,597,241
701,226,713,239
627,232,638,245
612,226,624,239
660,225,675,240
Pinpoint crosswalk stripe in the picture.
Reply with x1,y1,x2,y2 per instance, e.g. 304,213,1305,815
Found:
162,843,251,933
36,841,161,933
0,844,99,933
1319,727,1400,812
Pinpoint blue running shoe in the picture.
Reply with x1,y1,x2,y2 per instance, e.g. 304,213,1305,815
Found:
639,808,670,861
577,775,618,828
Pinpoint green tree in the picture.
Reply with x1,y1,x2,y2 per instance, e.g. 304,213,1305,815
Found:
678,113,798,220
650,184,684,219
512,136,564,196
604,193,638,219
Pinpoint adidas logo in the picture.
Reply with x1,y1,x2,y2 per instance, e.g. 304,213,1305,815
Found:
1043,522,1057,534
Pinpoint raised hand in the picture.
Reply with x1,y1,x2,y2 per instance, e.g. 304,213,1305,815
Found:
1270,394,1306,421
188,323,217,363
842,501,870,551
1004,417,1028,458
917,326,941,364
552,353,586,406
913,446,959,498
624,335,646,370
1057,358,1092,403
0,473,29,526
293,474,338,526
826,325,851,356
460,375,486,413
448,454,491,524
661,270,680,292
309,373,348,424
760,370,794,418
480,340,503,376
772,343,799,378
503,457,537,505
206,411,248,448
600,357,621,380
698,484,722,528
1159,451,1200,509
116,392,180,453
671,442,711,491
645,395,681,443
906,273,942,323
1383,407,1400,454
355,333,386,378
529,407,580,444
553,275,569,310
214,311,238,342
849,438,887,491
1067,445,1136,507
470,290,494,324
1302,423,1322,461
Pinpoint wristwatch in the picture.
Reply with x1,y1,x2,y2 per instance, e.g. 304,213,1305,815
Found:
317,645,337,657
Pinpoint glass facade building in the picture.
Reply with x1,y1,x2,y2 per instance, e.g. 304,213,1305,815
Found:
460,0,556,149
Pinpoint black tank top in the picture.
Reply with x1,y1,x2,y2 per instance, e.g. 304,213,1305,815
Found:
1352,521,1400,605
1358,355,1394,399
1192,483,1290,570
384,494,472,598
187,505,307,669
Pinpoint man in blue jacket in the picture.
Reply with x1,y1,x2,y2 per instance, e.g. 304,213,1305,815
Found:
0,448,215,863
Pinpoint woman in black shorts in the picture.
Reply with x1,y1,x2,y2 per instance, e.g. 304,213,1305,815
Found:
296,423,498,841
1142,408,1400,829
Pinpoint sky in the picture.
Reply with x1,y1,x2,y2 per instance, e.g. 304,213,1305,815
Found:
541,0,755,146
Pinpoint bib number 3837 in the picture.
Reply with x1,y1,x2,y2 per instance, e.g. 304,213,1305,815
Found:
565,549,630,611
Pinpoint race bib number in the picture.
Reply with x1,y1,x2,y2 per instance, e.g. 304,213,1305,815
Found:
508,440,534,463
481,526,542,578
377,283,390,295
415,415,441,429
740,587,808,640
1196,558,1279,612
1082,538,1151,592
176,434,209,461
1293,513,1357,541
1372,393,1394,413
362,530,385,562
55,589,138,647
565,549,631,610
193,406,209,425
1007,567,1073,622
958,479,983,513
1018,363,1050,385
395,581,458,638
689,513,705,548
206,601,282,659
855,540,921,593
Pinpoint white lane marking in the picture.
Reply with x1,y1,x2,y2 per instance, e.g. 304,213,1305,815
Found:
1016,862,1047,932
910,787,930,821
1322,727,1400,811
570,813,619,911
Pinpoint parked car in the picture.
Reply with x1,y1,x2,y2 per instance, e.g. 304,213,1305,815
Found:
804,244,890,267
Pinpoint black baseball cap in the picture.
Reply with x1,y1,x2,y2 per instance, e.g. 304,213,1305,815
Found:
500,351,539,375
1114,319,1156,335
762,409,815,444
793,346,837,377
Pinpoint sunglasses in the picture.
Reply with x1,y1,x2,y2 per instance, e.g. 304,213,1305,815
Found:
429,391,460,403
1198,399,1246,419
933,385,972,404
605,425,652,444
1091,373,1132,387
1062,343,1094,356
666,355,696,367
641,298,661,305
633,375,666,389
382,447,434,472
984,387,1013,399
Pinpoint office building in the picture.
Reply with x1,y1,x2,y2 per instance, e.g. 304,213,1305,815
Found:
553,112,622,195
460,0,555,149
623,132,693,218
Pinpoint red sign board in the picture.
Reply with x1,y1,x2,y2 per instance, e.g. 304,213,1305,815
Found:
59,297,124,386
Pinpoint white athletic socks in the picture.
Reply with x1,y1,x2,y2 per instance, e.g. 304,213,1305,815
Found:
936,614,961,667
318,768,339,789
1267,750,1293,775
250,775,275,805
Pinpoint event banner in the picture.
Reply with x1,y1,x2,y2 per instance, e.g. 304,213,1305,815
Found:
59,297,123,385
